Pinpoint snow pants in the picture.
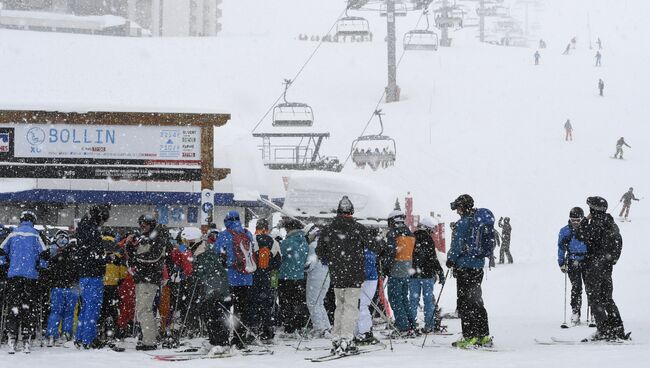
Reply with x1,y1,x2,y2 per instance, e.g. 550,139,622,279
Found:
614,147,623,158
619,203,631,218
333,287,361,340
565,129,573,141
278,280,308,333
117,274,135,333
584,261,625,339
250,272,275,339
135,283,159,346
388,277,416,332
306,263,331,332
6,277,38,339
567,260,587,315
456,268,490,339
231,285,251,340
201,295,230,346
356,280,378,335
100,285,119,338
76,277,104,345
409,278,435,330
46,287,79,338
499,242,513,264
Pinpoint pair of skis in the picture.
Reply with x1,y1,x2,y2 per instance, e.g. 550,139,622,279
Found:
535,336,633,346
306,343,386,362
151,347,273,361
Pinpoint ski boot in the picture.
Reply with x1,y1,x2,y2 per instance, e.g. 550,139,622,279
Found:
22,338,31,354
452,337,479,348
354,332,379,346
338,339,358,355
7,335,16,354
46,336,55,347
477,336,493,348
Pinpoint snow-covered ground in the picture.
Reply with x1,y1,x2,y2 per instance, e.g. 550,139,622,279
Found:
1,0,649,366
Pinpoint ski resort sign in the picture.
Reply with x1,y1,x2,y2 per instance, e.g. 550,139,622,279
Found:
0,110,230,182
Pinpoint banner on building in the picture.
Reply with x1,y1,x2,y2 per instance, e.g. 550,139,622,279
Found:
0,124,202,180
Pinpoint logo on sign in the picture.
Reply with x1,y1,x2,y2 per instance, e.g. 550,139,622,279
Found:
26,127,46,146
0,133,9,153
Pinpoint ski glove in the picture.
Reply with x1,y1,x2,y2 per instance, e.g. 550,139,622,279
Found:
445,260,455,269
560,263,568,273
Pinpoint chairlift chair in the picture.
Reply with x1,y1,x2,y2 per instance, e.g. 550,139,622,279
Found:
335,15,371,38
272,79,314,127
403,10,439,51
350,110,397,171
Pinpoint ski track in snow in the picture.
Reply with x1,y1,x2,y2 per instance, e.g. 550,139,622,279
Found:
1,0,649,366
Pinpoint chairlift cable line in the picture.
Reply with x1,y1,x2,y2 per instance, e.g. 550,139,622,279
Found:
342,7,427,167
251,4,350,133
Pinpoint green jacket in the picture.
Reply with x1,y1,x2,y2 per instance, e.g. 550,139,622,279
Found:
193,244,230,301
279,230,309,280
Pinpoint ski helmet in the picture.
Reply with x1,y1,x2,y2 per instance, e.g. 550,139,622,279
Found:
450,194,474,211
20,211,37,224
89,204,110,222
388,210,405,222
569,207,584,219
138,214,157,228
586,196,608,212
337,196,354,215
224,211,240,223
419,216,438,229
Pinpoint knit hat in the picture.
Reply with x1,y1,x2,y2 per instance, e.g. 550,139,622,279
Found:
337,196,354,215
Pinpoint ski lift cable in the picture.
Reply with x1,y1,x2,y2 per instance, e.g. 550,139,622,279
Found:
341,8,427,167
251,5,350,133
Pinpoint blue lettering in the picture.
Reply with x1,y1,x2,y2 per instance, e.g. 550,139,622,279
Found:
83,129,91,143
72,129,80,143
105,129,115,144
49,129,57,143
60,129,70,143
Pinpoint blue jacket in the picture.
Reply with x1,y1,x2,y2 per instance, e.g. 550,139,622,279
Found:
215,216,254,287
279,230,308,280
0,221,47,280
557,224,587,266
364,249,378,281
447,215,485,269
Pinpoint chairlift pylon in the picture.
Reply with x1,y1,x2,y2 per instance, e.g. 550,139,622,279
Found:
350,109,397,171
272,79,314,127
403,10,439,51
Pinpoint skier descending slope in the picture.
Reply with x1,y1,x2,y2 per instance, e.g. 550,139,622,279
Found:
557,207,588,326
618,187,640,221
446,195,494,348
575,197,629,341
316,196,381,355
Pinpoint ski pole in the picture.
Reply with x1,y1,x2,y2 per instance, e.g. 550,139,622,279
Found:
216,301,269,351
609,201,621,214
177,278,199,342
561,272,568,328
422,269,449,348
360,284,395,352
296,270,330,351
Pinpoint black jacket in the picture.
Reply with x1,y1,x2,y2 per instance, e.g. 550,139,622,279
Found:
127,225,170,284
74,215,106,279
316,215,376,288
411,229,444,280
45,244,78,288
576,212,622,266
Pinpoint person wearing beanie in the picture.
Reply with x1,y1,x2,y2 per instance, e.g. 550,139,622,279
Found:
575,196,628,341
316,196,380,354
250,219,281,342
557,207,589,326
278,218,309,337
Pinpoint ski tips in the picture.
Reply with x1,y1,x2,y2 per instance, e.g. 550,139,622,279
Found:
560,324,569,329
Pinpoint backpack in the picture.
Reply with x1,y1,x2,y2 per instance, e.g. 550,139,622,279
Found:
603,218,623,264
228,229,257,274
465,208,497,259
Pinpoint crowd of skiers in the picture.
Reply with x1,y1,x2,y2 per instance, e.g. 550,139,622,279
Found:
0,188,634,356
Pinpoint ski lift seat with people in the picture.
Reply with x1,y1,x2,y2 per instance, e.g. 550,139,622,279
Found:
349,110,397,171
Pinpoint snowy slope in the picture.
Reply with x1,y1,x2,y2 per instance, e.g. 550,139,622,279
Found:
1,0,650,366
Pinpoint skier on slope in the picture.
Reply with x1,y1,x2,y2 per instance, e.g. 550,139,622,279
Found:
534,50,541,65
618,187,640,221
557,207,589,326
498,217,513,264
575,196,629,341
316,196,380,354
595,51,602,66
446,195,492,348
598,78,605,96
564,119,573,141
613,137,630,159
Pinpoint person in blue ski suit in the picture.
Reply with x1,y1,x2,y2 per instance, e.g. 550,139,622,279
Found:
278,218,309,335
72,204,110,348
45,230,79,345
557,207,588,325
0,211,48,352
215,210,256,348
